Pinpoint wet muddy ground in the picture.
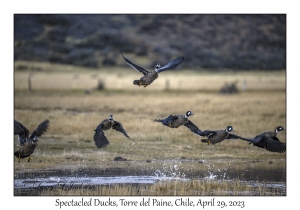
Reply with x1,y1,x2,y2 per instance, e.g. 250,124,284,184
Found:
14,158,286,196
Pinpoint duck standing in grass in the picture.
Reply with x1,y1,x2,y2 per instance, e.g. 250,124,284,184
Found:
93,115,130,148
14,119,50,163
121,52,184,87
154,111,204,136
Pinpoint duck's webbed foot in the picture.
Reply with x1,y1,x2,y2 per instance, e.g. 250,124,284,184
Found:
201,139,211,145
133,80,144,87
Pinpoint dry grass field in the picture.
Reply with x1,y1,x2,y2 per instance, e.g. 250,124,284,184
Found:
13,61,286,196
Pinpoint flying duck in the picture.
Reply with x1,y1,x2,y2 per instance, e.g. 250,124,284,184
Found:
236,126,286,153
121,52,184,87
93,115,130,148
201,126,236,145
14,119,50,163
154,111,204,136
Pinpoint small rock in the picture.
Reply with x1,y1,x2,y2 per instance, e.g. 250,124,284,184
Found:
114,156,127,161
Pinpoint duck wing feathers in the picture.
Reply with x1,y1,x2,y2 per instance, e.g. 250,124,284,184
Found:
156,57,184,73
93,126,110,148
184,120,204,136
236,135,286,153
154,115,178,126
225,133,243,140
29,120,50,140
14,120,29,146
121,52,148,75
263,137,286,153
112,121,130,138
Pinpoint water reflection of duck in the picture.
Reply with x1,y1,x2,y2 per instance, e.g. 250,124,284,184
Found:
93,115,130,148
201,126,236,145
14,119,50,163
121,52,184,87
236,126,286,153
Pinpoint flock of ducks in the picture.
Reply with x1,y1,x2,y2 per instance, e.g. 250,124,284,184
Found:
14,53,286,163
153,111,285,152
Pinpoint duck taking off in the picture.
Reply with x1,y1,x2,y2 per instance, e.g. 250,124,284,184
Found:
93,115,130,148
14,119,50,163
121,52,184,87
201,126,237,145
236,126,286,153
154,111,204,136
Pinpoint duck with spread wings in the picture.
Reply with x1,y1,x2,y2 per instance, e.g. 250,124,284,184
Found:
14,119,50,163
201,126,237,145
154,111,204,136
121,52,184,87
235,126,286,153
93,115,130,148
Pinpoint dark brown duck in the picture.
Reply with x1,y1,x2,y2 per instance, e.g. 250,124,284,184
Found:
154,111,204,136
121,52,184,87
14,119,50,163
201,126,236,145
93,115,130,148
236,126,286,153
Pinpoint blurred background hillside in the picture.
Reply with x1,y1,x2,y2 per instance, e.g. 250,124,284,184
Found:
14,14,286,71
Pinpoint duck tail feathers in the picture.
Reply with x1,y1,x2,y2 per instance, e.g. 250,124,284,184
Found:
154,119,164,122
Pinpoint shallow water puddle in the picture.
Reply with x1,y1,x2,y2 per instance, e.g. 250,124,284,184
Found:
14,174,286,196
14,175,188,189
14,159,286,195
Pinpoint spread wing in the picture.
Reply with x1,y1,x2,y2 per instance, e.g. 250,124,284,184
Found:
264,137,286,153
29,119,50,140
238,134,264,144
236,134,286,153
156,56,184,73
93,125,109,148
184,120,204,136
112,121,130,138
154,115,178,126
271,136,280,141
121,52,148,75
14,120,29,146
225,133,243,140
